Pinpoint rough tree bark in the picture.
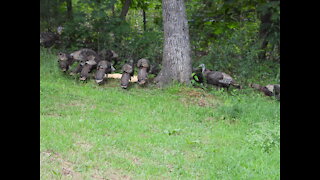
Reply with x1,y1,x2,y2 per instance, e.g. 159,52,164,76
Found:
155,0,192,86
120,0,132,20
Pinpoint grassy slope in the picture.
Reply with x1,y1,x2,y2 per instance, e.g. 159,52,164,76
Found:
40,48,280,180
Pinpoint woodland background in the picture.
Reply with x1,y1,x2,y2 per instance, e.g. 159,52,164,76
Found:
40,0,280,85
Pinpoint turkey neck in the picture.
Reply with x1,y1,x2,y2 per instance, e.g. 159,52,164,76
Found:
95,68,107,81
80,64,94,79
138,67,148,77
202,69,213,77
138,67,148,85
121,72,131,88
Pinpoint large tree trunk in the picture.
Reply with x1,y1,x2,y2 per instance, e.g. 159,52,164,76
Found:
156,0,192,86
120,0,132,20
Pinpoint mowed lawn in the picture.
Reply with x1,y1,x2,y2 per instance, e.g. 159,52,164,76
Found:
40,48,280,179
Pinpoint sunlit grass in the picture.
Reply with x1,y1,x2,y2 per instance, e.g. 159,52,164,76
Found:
40,48,279,179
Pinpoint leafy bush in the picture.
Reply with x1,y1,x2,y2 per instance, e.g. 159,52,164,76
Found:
56,0,163,68
196,22,279,86
41,0,279,87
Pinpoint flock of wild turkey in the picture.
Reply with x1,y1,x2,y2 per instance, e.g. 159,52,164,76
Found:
57,48,158,89
55,48,280,101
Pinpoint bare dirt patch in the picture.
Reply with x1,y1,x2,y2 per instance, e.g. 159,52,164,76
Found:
178,88,220,108
41,150,84,179
41,150,133,180
75,141,93,151
60,100,86,108
98,169,132,180
132,157,142,166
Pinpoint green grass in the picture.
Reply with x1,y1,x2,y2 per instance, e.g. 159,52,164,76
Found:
40,48,280,179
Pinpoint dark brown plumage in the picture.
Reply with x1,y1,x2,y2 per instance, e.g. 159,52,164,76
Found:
95,60,115,84
79,55,99,81
120,60,134,89
68,49,101,81
40,26,63,48
79,63,94,81
40,32,59,48
199,64,241,89
137,58,150,85
70,48,101,66
148,63,161,76
250,84,273,96
69,48,101,76
250,83,280,100
57,52,75,72
98,49,119,68
274,84,280,100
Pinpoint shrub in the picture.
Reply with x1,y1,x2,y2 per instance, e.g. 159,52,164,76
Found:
195,23,279,86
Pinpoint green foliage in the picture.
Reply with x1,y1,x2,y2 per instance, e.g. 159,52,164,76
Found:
187,0,258,53
47,0,163,68
185,0,280,87
40,0,68,31
41,0,279,86
246,122,280,153
58,0,119,50
195,22,279,86
124,31,163,62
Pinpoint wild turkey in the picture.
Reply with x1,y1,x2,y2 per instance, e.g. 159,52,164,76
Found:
250,83,280,100
198,64,241,89
40,32,59,48
57,52,75,72
95,60,115,84
192,67,205,84
120,59,134,89
40,26,63,48
70,48,101,65
250,84,273,96
98,49,119,68
79,55,101,81
274,84,280,100
137,58,150,85
148,63,161,76
69,48,101,76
